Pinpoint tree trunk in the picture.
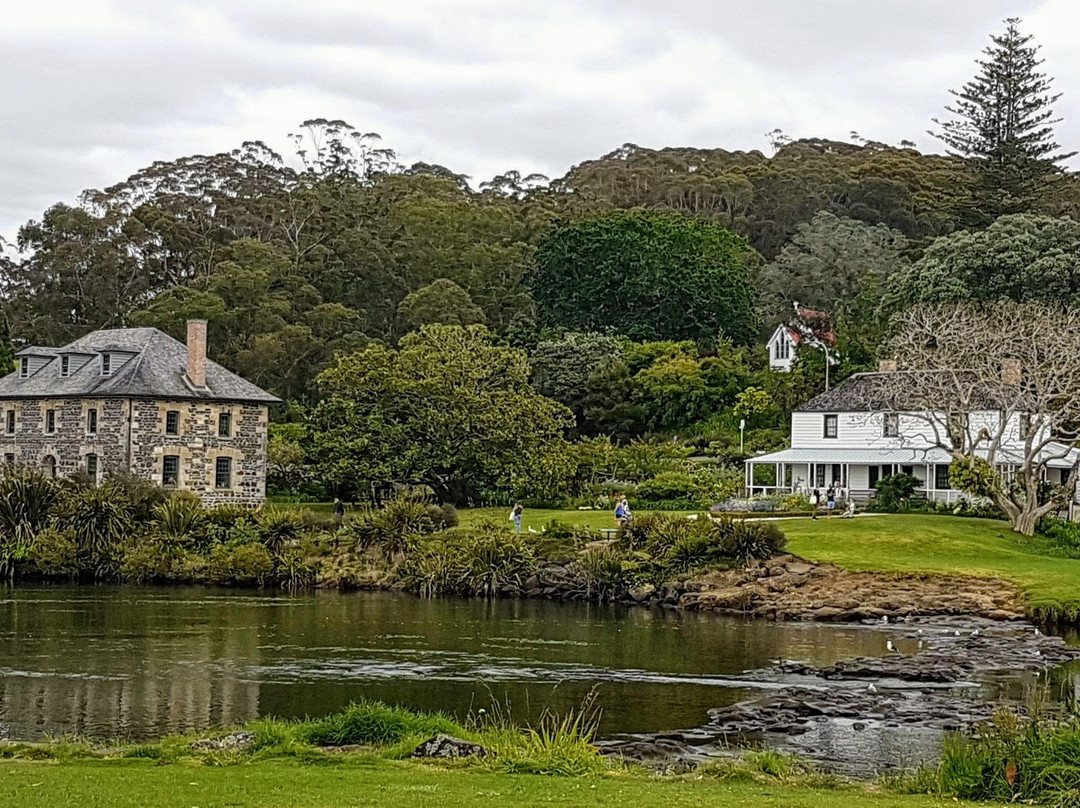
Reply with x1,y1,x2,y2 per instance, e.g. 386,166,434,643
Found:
1012,507,1040,536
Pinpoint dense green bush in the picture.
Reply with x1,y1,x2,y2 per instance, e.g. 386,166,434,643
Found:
461,528,535,598
29,527,78,577
54,484,131,577
207,542,275,586
873,473,922,510
637,471,697,502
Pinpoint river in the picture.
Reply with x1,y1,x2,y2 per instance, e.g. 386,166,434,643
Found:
1,585,1076,770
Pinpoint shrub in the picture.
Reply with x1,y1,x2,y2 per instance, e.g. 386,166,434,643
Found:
257,508,304,554
398,544,463,598
618,512,697,554
121,536,199,583
426,503,459,530
0,468,60,542
29,527,79,577
104,472,169,522
461,528,535,597
297,701,464,747
637,471,697,503
1038,516,1080,557
717,517,787,564
152,495,207,544
54,484,133,577
274,548,316,590
351,497,437,560
575,546,640,601
873,473,922,510
208,543,275,586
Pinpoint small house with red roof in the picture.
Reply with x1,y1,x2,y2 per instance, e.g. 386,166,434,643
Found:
766,302,838,372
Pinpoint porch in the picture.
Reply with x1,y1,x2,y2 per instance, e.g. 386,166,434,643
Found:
744,448,968,505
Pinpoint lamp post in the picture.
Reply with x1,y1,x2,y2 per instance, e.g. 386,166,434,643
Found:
820,344,831,391
739,418,746,454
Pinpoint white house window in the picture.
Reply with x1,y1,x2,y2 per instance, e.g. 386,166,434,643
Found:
5,410,14,434
165,410,180,436
215,456,232,489
61,356,70,376
823,414,838,439
883,413,900,438
101,354,112,376
774,334,790,361
218,412,231,438
45,409,56,435
19,358,28,378
1019,413,1031,441
162,455,180,488
85,453,98,482
87,408,98,434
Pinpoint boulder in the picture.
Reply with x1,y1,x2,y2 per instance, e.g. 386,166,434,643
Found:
409,735,489,759
629,584,656,602
191,731,256,752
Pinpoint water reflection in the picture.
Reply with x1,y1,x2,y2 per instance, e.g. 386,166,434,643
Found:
0,585,903,742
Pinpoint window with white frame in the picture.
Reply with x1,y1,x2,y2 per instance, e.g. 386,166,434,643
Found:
215,456,232,489
101,353,112,376
823,414,838,439
61,356,70,376
883,412,900,438
19,358,28,378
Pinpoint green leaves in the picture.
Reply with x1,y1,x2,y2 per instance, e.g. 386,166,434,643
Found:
532,211,758,345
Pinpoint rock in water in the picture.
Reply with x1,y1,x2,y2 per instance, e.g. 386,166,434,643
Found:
409,735,489,759
191,731,256,752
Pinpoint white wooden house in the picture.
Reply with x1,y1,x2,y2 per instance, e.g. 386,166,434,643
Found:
745,368,1078,503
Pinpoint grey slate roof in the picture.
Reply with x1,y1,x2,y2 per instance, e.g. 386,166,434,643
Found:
797,370,1010,413
0,327,280,404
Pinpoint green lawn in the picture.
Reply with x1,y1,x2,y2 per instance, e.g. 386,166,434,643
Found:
783,513,1080,617
0,759,962,808
457,507,698,532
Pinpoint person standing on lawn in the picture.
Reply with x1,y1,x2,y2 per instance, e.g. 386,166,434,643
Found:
509,502,524,533
826,485,836,516
810,489,820,520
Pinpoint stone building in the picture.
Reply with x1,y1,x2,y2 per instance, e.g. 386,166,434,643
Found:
0,321,280,505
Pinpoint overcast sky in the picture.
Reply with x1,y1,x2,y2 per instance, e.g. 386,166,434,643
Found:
4,0,1079,241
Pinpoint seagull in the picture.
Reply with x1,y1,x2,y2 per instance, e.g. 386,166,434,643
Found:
881,615,889,624
886,640,899,655
1035,628,1042,637
954,630,961,637
917,629,924,635
867,683,878,694
971,629,980,637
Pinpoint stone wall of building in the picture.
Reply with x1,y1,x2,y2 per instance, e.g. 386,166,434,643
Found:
0,397,268,505
129,398,268,506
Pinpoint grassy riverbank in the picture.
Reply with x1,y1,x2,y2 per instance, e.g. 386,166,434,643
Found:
782,514,1080,619
0,759,964,808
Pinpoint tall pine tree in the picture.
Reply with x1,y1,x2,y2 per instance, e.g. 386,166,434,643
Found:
931,18,1075,223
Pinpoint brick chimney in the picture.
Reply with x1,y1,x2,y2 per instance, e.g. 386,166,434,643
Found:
186,319,208,388
1001,357,1021,385
878,359,898,373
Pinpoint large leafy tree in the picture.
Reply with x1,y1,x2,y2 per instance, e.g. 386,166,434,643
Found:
931,18,1075,221
309,325,573,503
532,211,758,345
886,214,1080,309
757,210,909,339
396,278,485,333
530,332,622,428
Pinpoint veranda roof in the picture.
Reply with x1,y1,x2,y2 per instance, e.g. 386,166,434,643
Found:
746,444,1080,469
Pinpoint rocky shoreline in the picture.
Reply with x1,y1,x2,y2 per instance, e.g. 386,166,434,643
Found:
598,615,1080,774
515,553,1025,622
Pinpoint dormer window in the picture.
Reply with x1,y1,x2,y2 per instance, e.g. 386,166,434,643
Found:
61,356,70,377
19,358,28,378
101,354,112,376
883,413,900,438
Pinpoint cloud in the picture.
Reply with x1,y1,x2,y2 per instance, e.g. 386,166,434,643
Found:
1,0,1076,240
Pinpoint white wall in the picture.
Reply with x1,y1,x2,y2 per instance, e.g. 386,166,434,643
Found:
790,410,1044,453
767,327,794,372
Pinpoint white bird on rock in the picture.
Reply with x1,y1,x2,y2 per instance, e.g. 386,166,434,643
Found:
1035,628,1042,637
886,640,899,655
881,615,889,624
867,683,878,693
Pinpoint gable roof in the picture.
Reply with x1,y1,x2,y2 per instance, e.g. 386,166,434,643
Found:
0,327,280,404
796,370,1012,413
